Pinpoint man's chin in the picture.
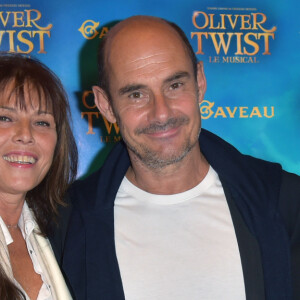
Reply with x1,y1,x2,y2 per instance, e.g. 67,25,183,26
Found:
140,148,192,170
125,137,197,169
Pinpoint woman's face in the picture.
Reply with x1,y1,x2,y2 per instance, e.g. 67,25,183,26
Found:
0,80,57,199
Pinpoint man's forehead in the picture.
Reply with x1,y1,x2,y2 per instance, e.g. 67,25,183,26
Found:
106,19,187,67
107,16,170,39
106,17,182,56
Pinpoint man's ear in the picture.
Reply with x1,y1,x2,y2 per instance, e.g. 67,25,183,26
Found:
196,61,207,103
92,86,116,123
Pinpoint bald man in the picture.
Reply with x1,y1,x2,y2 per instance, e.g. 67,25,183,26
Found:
50,16,300,300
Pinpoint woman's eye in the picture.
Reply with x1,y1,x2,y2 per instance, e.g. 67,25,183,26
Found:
35,121,50,127
0,116,12,122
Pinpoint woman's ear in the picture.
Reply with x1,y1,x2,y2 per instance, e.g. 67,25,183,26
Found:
93,86,116,123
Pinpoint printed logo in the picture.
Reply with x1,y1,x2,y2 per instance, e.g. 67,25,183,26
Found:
78,19,108,39
78,20,99,39
191,8,277,64
200,100,274,119
0,7,52,54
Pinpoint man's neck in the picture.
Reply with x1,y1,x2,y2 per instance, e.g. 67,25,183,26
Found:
126,147,209,195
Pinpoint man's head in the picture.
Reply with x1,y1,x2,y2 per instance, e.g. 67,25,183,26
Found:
93,16,206,170
96,16,199,100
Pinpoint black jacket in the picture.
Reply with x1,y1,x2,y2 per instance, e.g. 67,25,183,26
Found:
50,129,300,300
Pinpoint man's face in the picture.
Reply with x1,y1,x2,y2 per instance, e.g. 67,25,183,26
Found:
96,21,206,170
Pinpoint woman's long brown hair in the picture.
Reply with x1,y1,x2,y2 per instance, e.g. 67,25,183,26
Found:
0,52,78,299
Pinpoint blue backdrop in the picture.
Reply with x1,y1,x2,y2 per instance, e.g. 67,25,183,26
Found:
1,0,299,177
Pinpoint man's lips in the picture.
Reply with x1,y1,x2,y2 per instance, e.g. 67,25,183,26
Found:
143,126,180,139
135,116,189,135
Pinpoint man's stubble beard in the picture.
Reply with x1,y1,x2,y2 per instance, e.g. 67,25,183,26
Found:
116,114,201,170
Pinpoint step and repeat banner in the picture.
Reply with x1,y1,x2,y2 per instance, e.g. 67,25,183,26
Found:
1,0,299,177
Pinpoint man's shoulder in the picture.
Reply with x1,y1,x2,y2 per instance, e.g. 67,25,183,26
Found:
281,169,300,185
243,154,282,174
243,155,300,186
200,129,282,179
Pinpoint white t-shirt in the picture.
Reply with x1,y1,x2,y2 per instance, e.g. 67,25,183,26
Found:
114,167,246,300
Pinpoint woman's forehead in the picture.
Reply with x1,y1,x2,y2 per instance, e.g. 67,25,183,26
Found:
1,79,53,112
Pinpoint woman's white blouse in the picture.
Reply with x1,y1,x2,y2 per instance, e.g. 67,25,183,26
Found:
0,202,52,300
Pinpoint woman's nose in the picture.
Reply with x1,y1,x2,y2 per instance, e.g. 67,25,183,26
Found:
12,121,35,145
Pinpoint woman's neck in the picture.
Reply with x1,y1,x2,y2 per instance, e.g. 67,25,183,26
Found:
0,193,25,228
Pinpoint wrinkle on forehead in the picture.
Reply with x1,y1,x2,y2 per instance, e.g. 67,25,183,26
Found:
126,52,173,70
112,49,178,84
129,49,176,64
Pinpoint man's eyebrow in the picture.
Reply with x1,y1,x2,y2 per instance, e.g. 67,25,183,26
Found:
118,72,191,96
119,84,147,96
164,71,191,84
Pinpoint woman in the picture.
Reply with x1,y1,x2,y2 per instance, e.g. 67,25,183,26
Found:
0,52,78,300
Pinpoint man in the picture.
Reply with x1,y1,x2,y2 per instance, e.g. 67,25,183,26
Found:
50,16,300,300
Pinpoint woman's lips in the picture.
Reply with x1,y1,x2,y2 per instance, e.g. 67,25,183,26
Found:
3,152,38,165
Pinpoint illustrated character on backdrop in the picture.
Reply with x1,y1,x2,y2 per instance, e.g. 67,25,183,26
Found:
49,16,300,300
0,52,78,300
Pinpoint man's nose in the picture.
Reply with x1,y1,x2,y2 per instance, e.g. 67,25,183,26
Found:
149,93,172,122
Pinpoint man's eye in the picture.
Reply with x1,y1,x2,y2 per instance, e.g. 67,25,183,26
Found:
0,116,12,122
129,92,142,99
170,82,183,90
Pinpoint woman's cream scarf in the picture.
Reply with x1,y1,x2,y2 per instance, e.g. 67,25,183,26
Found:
0,222,72,299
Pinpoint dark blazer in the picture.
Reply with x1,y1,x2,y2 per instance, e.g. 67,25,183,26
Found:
50,129,300,300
